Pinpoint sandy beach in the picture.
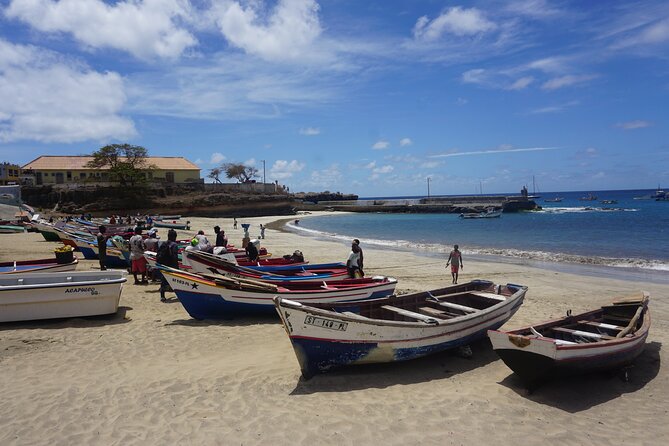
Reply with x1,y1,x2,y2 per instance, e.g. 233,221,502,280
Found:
1,211,668,445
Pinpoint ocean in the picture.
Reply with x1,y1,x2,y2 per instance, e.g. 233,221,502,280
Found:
289,189,669,282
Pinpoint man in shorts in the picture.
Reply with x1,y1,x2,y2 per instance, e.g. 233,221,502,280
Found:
129,227,148,284
446,244,463,284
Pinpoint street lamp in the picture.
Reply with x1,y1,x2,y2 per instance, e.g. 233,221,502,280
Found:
427,177,431,198
261,160,266,184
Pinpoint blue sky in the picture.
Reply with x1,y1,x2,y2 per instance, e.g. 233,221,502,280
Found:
0,0,668,196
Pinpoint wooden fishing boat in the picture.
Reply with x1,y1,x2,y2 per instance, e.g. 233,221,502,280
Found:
0,224,25,233
181,250,347,281
274,280,527,378
488,293,650,389
0,271,127,322
153,220,190,230
31,220,62,241
0,257,78,274
73,238,130,268
159,266,397,320
544,197,563,203
153,215,181,221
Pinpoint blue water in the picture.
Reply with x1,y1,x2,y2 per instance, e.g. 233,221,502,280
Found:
293,189,669,272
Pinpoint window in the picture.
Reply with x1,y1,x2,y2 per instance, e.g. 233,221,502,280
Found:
80,173,86,179
66,171,72,180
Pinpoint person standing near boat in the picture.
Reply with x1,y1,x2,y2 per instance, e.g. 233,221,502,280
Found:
144,229,160,282
96,225,108,271
246,239,259,262
446,245,463,284
347,242,363,278
353,239,364,276
214,225,228,247
157,229,179,302
260,224,266,239
129,228,148,284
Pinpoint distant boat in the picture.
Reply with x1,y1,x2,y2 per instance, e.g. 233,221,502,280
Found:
579,193,598,201
544,197,563,203
634,186,666,200
601,199,618,204
460,208,502,219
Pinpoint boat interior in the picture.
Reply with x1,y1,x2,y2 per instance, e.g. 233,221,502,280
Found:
306,281,517,324
521,294,649,344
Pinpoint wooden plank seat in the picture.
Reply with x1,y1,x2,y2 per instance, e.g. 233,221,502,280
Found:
437,301,477,314
417,306,451,319
551,327,615,340
471,291,506,301
340,311,369,320
578,320,624,331
381,305,440,324
601,314,632,324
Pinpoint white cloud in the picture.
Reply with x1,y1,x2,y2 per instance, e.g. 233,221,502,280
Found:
271,159,305,179
194,158,203,164
364,161,376,169
507,76,534,90
299,127,320,135
541,74,597,90
529,100,579,114
0,39,136,143
209,152,226,164
372,140,390,150
244,158,257,167
456,97,468,106
431,146,559,158
420,161,441,169
413,7,496,41
372,165,394,174
5,0,197,59
309,164,341,188
504,0,564,19
462,68,487,84
213,0,323,62
399,138,412,147
615,120,653,130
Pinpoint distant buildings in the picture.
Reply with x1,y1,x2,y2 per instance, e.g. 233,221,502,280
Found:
21,156,201,186
0,162,21,185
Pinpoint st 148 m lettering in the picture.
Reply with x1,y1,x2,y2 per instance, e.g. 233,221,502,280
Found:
304,315,348,331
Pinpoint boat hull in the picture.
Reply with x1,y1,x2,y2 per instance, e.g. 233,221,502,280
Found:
0,271,126,322
488,296,650,388
162,269,397,320
0,257,78,274
275,282,526,378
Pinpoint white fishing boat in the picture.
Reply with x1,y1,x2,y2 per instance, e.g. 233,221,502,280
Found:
0,271,127,322
274,280,527,378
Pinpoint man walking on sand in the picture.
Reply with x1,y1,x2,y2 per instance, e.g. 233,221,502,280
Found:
446,244,463,284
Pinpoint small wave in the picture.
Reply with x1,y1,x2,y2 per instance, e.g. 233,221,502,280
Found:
539,206,638,214
285,222,668,271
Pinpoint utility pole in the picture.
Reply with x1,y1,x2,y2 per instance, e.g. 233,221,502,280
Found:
261,160,266,184
427,177,431,198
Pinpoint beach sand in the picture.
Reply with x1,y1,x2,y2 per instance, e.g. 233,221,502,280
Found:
1,211,668,445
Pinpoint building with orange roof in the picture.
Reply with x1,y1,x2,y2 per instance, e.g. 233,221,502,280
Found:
21,156,201,186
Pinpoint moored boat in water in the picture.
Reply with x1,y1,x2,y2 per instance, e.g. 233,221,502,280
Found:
274,280,527,378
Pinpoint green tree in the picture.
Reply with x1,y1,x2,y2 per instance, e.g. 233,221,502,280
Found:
223,163,258,183
86,144,155,186
208,167,223,184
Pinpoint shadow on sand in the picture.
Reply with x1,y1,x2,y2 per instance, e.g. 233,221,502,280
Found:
497,341,662,412
290,338,499,394
165,312,281,328
0,306,132,331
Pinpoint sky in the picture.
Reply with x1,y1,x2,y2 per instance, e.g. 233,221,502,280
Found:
0,0,668,196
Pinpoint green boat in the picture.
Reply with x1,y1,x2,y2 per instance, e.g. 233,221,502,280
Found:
0,225,25,234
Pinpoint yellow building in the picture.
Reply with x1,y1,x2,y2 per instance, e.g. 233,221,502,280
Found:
0,162,21,185
22,156,201,185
